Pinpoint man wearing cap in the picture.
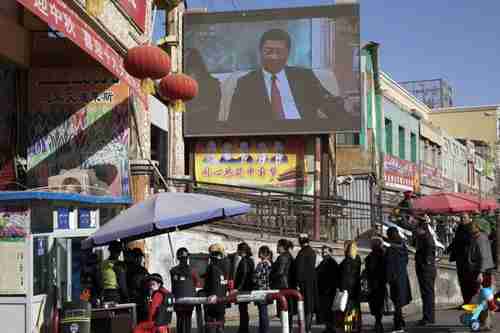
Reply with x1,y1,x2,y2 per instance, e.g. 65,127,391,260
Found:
171,247,200,333
97,241,129,303
126,248,149,321
295,234,318,333
204,243,228,333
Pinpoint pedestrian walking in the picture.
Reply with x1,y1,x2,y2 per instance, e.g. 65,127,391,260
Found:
385,227,412,332
204,243,229,333
126,248,149,321
448,212,473,304
253,245,273,333
270,239,295,330
234,242,255,333
365,237,386,333
171,247,200,333
295,234,318,333
414,219,437,326
133,273,171,333
316,245,339,333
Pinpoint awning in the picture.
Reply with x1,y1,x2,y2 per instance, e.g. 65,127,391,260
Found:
150,95,169,132
17,0,147,104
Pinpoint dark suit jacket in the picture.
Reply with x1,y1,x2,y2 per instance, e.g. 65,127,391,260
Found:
229,66,337,123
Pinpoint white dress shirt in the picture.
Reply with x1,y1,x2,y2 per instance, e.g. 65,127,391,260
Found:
262,69,301,120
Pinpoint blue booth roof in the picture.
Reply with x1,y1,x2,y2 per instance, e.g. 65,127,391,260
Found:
0,191,132,205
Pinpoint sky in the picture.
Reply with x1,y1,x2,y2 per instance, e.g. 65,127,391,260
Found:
154,1,500,107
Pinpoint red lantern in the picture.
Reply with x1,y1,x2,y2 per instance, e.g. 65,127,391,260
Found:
124,45,171,80
159,73,199,101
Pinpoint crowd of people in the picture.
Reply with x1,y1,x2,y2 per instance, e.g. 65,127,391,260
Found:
80,210,497,333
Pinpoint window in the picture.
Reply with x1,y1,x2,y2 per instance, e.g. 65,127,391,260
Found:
336,133,360,145
385,118,393,155
410,133,417,163
398,126,405,160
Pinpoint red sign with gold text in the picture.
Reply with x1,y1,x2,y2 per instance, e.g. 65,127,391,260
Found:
118,0,147,32
17,0,146,103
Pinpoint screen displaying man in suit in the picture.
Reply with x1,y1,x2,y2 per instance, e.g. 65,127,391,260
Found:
229,29,344,123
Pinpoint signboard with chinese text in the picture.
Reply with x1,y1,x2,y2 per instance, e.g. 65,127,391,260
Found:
27,68,130,198
0,207,28,294
195,137,313,194
118,0,147,31
420,163,443,190
16,0,146,104
383,155,419,192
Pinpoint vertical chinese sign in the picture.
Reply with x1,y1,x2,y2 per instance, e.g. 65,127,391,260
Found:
0,207,29,294
118,0,147,31
383,155,420,192
195,137,313,194
27,68,130,198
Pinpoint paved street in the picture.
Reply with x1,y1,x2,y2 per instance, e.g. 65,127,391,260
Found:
221,309,500,333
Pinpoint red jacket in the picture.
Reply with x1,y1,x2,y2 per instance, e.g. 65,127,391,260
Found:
134,287,170,333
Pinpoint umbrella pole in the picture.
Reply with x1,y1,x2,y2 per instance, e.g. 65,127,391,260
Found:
168,232,176,262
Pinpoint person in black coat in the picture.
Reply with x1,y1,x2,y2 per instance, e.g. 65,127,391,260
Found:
365,237,387,333
316,245,339,333
415,220,437,326
448,212,473,304
338,240,362,312
204,244,228,333
234,242,255,333
295,234,318,333
270,239,295,330
125,248,149,322
385,227,412,332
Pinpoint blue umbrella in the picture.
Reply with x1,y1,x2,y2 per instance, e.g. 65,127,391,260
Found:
82,192,250,248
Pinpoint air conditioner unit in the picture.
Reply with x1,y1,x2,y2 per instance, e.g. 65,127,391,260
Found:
48,169,98,195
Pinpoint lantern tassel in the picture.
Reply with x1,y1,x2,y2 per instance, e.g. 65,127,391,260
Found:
86,0,105,17
141,79,156,95
172,100,185,112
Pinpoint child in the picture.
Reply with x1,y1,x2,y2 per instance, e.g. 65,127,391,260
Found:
253,246,273,333
134,273,171,333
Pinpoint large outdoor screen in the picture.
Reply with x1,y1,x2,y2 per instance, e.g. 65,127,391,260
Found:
183,4,360,136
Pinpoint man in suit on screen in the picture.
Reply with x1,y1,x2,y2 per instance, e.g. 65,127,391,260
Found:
228,28,346,123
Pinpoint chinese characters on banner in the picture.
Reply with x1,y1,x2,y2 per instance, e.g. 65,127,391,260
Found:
28,68,130,197
383,155,420,192
118,0,147,31
17,0,146,104
195,138,313,194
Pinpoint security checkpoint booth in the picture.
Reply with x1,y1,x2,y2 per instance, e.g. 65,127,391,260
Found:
0,191,129,333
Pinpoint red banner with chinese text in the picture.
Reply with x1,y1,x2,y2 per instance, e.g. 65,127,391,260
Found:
118,0,147,32
17,0,146,104
383,155,420,192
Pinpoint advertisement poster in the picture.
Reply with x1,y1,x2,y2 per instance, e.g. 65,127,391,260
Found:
0,207,28,294
184,4,361,136
383,155,419,192
195,137,313,194
27,68,130,198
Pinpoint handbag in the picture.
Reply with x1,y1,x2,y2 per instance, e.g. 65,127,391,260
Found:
359,270,370,303
332,289,349,312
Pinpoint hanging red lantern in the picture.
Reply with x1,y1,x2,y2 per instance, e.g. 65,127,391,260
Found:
124,45,171,80
159,73,199,101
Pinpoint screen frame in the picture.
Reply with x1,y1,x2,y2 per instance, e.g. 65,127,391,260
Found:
182,4,361,138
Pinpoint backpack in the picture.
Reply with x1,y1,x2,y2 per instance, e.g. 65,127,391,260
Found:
154,289,174,326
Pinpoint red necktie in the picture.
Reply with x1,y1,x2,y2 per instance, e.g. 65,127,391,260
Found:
271,74,284,120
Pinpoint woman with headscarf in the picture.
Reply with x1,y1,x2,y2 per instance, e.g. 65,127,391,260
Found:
335,241,362,332
385,227,412,332
365,237,387,333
